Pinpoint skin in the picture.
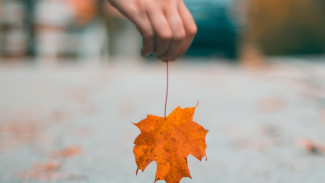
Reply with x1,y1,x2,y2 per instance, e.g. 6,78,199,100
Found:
107,0,197,61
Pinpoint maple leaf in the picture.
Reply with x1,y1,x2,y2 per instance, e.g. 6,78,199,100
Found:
133,105,208,183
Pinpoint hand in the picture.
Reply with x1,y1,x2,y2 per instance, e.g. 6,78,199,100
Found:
108,0,197,61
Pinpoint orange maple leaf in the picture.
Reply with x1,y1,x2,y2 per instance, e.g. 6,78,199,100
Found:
133,105,208,183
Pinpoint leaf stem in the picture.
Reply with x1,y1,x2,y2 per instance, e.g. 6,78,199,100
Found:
164,62,169,118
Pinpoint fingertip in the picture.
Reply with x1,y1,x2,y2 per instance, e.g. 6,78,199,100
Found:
171,58,178,62
159,57,170,62
160,58,168,62
169,56,179,62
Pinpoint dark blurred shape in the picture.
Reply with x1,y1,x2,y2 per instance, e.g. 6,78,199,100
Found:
23,0,37,56
0,0,27,58
246,0,325,55
185,0,242,59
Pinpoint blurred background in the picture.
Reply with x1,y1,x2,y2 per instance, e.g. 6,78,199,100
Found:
0,0,324,62
1,0,325,183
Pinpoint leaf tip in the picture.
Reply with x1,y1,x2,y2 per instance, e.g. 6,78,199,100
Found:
195,101,199,108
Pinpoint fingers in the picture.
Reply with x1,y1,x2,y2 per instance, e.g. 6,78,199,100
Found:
155,1,197,61
121,6,155,57
132,15,155,57
109,1,155,57
146,2,172,57
138,17,155,57
175,1,197,59
158,6,186,61
108,0,197,61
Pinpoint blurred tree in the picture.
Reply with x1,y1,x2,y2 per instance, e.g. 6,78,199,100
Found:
246,0,325,55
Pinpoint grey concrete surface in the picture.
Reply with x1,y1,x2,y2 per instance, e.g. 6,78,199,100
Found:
1,58,325,183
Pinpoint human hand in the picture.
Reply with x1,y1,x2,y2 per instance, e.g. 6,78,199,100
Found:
107,0,197,61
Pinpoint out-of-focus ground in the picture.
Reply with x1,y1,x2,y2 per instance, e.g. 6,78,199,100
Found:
1,57,325,183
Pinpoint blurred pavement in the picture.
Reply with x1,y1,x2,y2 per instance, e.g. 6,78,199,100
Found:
1,58,325,183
